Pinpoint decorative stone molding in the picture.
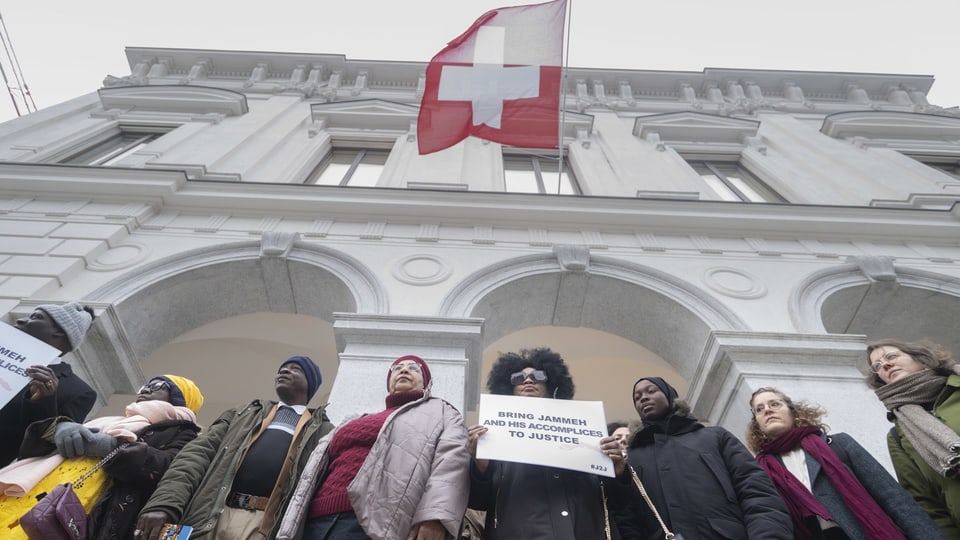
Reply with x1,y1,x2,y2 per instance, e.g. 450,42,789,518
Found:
260,231,299,258
86,240,388,314
98,85,248,116
820,111,960,141
846,84,872,105
553,245,590,272
392,254,452,286
87,242,152,272
439,252,746,331
789,262,960,333
633,111,760,156
416,224,440,243
688,331,867,415
186,60,210,82
472,226,495,245
702,266,767,299
851,255,896,282
311,99,418,133
361,222,386,240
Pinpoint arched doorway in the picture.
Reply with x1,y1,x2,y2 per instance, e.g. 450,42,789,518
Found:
84,235,386,417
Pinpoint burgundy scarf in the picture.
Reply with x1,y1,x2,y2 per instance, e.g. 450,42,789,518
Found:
756,426,904,540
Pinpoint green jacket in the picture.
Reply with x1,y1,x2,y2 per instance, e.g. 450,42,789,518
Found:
889,374,960,539
140,400,334,538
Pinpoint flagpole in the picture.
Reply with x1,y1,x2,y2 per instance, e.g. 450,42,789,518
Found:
557,0,572,195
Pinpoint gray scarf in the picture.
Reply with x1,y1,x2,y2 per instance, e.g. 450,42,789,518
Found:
875,366,960,478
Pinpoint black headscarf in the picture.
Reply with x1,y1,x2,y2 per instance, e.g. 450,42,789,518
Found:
632,376,688,434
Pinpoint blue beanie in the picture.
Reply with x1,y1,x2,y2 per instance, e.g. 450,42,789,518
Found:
282,355,322,401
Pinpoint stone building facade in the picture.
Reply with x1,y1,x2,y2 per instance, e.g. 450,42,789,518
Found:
1,47,959,463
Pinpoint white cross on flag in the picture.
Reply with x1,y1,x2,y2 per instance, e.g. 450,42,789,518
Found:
417,0,566,154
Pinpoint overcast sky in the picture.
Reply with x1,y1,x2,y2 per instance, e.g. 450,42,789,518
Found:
0,0,956,122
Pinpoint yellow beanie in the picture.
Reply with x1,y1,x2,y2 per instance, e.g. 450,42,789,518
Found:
160,374,204,414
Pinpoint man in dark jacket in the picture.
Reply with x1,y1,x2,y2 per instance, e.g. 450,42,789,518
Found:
616,377,793,540
136,356,335,540
0,302,97,467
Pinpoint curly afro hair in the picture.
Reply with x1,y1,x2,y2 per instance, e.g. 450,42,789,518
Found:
487,347,575,399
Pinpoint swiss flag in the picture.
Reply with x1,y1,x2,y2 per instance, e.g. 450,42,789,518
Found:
417,0,567,155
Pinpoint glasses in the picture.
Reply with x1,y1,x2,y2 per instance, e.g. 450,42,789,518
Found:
510,370,547,386
752,399,786,416
137,380,168,395
390,362,421,373
870,350,906,373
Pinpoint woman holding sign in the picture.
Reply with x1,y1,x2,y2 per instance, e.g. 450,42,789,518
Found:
616,377,793,539
466,347,625,540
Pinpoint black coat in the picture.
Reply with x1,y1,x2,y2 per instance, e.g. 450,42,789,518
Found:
87,419,201,540
778,433,943,540
618,415,793,540
469,459,623,540
0,362,96,467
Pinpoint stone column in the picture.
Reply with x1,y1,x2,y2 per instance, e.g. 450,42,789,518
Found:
685,331,891,468
326,313,483,424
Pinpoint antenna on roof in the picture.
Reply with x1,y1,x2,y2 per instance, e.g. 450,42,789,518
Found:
0,11,38,117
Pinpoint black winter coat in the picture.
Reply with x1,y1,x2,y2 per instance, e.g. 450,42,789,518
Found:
87,419,201,540
469,460,623,540
0,362,96,467
618,415,793,540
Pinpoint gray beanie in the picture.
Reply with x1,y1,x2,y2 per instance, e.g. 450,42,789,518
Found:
36,302,94,351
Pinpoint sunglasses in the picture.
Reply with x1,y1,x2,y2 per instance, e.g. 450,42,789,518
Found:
510,370,547,386
137,380,169,395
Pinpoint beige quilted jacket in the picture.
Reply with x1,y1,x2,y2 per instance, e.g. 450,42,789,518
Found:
276,394,470,540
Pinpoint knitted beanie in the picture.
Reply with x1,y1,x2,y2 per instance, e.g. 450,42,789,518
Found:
387,355,432,390
282,356,323,400
153,374,204,414
634,376,678,410
36,302,93,351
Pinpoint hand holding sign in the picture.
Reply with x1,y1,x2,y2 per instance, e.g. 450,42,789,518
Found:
0,323,61,408
465,425,490,474
599,435,628,475
25,365,58,400
476,394,615,477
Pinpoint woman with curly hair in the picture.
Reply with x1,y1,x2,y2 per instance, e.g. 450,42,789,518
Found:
867,339,960,536
749,387,941,540
465,347,623,540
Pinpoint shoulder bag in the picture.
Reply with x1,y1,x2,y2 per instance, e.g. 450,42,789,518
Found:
19,443,128,540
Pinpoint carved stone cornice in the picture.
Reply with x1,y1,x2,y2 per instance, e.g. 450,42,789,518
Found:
120,47,941,113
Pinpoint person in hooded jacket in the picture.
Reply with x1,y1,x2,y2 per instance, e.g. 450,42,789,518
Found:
615,376,793,540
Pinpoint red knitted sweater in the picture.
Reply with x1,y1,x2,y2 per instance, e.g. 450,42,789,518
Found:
309,390,423,517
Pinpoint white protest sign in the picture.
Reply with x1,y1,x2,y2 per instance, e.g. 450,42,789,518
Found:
0,323,61,408
476,393,615,477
